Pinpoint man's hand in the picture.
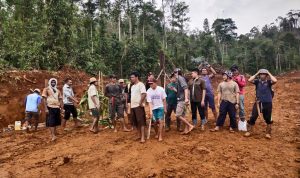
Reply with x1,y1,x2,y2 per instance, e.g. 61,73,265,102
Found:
149,111,153,119
164,107,167,114
170,86,177,92
45,108,49,113
96,104,100,109
201,101,205,107
139,102,144,107
235,103,239,110
185,98,189,105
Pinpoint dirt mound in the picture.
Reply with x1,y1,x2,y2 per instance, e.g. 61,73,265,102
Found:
0,71,299,177
0,67,92,128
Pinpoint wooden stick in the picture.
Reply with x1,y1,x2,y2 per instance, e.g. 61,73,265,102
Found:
256,101,262,119
147,118,152,140
156,69,163,81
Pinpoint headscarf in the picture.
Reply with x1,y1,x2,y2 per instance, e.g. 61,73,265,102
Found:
48,78,58,93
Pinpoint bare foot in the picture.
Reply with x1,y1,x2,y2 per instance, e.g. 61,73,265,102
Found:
89,129,98,134
51,136,57,142
114,129,118,133
122,128,131,132
210,127,219,132
186,125,194,134
140,139,145,143
158,137,163,142
155,135,159,139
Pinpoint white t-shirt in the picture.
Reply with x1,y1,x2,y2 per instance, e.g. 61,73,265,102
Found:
130,82,147,108
147,86,167,110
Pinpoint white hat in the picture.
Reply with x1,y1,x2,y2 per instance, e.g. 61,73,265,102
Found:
33,88,41,93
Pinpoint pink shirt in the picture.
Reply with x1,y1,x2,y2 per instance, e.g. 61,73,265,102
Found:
233,75,246,95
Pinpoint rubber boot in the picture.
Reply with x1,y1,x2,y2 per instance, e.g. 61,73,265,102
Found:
245,124,252,137
265,124,272,139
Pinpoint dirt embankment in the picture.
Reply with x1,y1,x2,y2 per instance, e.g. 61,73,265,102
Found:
0,67,91,128
0,71,299,178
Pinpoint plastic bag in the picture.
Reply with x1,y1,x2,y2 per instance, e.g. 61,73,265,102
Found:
238,120,247,131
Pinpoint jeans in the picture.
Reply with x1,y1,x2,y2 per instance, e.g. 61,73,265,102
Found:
191,101,206,125
165,103,179,128
216,100,237,128
239,95,245,119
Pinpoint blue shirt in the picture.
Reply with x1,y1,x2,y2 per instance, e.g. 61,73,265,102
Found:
254,79,273,103
25,93,42,112
202,75,213,94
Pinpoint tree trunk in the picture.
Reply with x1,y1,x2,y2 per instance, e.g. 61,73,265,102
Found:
91,23,93,53
127,0,132,40
118,14,121,41
279,54,282,73
142,23,145,44
162,0,166,49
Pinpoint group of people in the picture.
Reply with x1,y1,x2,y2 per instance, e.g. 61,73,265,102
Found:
22,64,277,142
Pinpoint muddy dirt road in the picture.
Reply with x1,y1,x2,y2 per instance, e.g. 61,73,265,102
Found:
0,72,299,178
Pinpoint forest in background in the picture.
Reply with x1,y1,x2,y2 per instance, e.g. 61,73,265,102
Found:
0,0,299,77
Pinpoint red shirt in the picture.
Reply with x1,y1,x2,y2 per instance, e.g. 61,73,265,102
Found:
233,75,246,95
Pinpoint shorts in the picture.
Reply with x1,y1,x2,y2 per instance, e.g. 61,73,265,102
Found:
205,93,216,110
131,106,146,127
91,108,100,119
64,104,78,120
109,102,124,120
25,111,39,122
152,107,164,121
46,107,61,127
175,101,186,117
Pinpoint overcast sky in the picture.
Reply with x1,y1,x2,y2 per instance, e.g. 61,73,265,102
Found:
182,0,300,34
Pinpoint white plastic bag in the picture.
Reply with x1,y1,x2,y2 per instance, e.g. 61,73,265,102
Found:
238,120,247,131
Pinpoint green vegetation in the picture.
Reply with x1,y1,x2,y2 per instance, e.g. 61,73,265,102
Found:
0,0,299,76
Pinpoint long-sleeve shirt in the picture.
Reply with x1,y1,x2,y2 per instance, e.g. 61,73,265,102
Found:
233,75,246,95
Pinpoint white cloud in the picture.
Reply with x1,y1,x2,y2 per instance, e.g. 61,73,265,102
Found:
184,0,300,34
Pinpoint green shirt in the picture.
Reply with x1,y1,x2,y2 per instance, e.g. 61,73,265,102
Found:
166,82,177,105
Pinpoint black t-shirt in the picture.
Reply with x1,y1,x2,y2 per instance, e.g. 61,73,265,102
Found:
124,84,133,103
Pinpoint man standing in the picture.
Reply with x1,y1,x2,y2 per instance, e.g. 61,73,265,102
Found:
245,69,277,139
42,78,63,141
165,73,179,131
130,72,147,143
231,65,247,122
124,80,134,130
146,79,167,141
145,72,154,91
88,77,100,133
62,78,80,131
118,79,127,116
201,65,218,122
188,68,207,130
105,75,130,132
23,89,42,131
174,68,194,135
211,71,240,132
